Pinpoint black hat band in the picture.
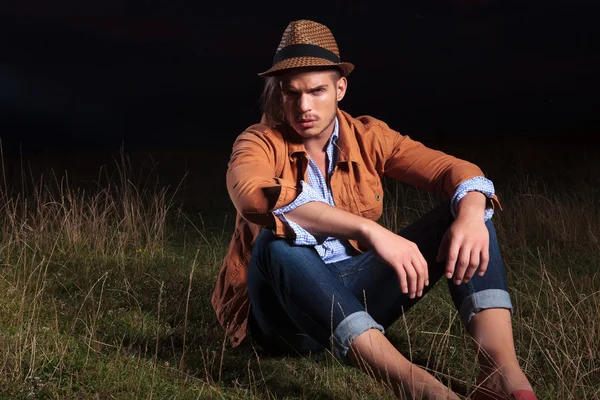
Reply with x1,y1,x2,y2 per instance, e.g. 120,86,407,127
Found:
273,44,341,65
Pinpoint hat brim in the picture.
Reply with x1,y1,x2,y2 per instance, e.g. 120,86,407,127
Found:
258,57,354,77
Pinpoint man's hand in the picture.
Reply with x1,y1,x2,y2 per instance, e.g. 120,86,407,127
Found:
362,223,428,299
436,192,490,285
285,200,429,298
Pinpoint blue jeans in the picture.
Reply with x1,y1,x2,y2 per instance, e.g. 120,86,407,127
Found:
247,202,512,362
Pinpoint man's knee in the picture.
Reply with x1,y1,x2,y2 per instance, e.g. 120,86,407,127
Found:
251,229,316,272
253,229,292,259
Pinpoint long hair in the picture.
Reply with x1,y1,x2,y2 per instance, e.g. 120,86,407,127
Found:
260,67,343,129
260,75,285,128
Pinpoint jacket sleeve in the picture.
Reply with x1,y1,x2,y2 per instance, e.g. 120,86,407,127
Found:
380,124,501,211
451,176,497,220
226,128,299,237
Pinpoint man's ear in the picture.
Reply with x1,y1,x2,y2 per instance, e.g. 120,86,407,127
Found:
337,76,347,102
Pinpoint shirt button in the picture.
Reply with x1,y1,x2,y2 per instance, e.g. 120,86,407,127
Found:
376,194,381,201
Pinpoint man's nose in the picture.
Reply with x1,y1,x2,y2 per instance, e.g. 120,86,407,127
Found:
297,94,311,112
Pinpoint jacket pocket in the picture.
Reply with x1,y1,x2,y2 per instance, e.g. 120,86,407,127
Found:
354,177,383,221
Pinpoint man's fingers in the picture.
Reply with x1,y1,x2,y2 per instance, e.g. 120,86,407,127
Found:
462,248,480,283
414,258,425,297
396,266,408,294
421,252,429,288
478,245,490,276
453,249,471,284
414,243,429,289
406,264,417,299
445,242,460,279
410,243,426,296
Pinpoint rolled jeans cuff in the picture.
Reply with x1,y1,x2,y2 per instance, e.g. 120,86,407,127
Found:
331,311,385,363
459,289,513,328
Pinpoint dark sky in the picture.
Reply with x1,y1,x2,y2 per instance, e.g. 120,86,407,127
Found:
1,0,599,155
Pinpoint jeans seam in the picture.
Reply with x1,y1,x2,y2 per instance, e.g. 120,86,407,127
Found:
328,262,347,286
339,264,370,279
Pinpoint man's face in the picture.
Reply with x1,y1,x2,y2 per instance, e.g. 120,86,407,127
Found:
281,69,347,140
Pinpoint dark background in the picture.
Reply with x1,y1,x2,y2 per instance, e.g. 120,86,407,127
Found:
1,0,599,157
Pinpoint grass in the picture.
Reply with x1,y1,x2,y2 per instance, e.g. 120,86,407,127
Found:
0,142,598,399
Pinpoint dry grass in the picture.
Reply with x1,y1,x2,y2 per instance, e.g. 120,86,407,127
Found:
0,143,598,399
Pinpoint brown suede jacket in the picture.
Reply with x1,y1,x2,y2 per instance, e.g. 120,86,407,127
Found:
211,109,500,347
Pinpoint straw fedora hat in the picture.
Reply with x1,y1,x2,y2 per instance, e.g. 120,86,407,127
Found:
258,19,355,77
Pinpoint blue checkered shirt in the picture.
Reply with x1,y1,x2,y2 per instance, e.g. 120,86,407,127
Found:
272,117,495,264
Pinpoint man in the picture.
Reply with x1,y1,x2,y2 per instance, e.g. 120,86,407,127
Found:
212,19,537,400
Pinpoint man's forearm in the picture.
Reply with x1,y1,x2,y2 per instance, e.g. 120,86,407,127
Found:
284,201,377,243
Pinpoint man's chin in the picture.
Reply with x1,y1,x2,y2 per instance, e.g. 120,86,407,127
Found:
293,126,320,138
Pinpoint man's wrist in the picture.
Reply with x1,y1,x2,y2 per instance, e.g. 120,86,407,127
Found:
456,191,487,220
358,218,380,246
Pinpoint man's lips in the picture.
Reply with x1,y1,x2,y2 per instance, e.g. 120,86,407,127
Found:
297,119,317,128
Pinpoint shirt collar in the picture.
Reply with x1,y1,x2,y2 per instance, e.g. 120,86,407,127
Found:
330,116,340,146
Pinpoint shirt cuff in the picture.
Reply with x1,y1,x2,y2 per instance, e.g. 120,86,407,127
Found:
451,176,496,221
272,180,328,245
